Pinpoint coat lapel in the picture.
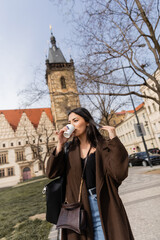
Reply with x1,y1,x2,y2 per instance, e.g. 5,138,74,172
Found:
95,143,105,195
68,144,82,184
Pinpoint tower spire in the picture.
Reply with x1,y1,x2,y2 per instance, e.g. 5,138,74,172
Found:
49,25,56,48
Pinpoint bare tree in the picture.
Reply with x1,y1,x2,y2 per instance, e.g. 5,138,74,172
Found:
18,66,49,108
50,0,160,106
77,77,130,124
20,0,160,116
23,120,56,175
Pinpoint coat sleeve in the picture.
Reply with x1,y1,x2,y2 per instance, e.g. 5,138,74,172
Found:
45,147,66,179
103,136,129,184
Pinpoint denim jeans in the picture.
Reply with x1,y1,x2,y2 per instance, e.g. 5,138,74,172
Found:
88,193,105,240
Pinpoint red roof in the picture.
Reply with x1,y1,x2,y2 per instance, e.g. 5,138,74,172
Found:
116,102,144,115
0,108,53,131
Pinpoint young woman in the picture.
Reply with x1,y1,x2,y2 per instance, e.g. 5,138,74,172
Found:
46,107,134,240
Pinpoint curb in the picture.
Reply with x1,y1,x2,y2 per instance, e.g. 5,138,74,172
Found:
48,225,61,240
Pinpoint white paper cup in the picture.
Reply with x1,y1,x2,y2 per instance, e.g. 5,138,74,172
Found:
63,124,75,138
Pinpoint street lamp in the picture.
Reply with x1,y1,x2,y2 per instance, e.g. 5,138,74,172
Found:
122,66,152,167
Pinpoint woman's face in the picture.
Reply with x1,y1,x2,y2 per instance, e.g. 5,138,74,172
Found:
68,112,88,137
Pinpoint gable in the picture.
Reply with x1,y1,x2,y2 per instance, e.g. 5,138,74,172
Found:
0,108,54,131
0,114,15,139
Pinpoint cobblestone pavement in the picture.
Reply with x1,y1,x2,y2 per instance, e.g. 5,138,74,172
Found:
119,165,160,240
49,166,160,240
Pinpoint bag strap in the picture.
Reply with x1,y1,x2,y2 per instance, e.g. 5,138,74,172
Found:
78,145,92,202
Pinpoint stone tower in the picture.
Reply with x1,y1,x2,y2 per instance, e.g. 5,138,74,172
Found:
46,34,80,130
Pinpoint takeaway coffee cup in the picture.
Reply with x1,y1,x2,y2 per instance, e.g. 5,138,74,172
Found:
63,124,75,138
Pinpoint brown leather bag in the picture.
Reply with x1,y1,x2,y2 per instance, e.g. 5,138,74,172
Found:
56,147,91,234
56,202,87,234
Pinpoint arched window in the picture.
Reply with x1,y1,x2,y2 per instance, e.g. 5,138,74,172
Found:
60,76,66,89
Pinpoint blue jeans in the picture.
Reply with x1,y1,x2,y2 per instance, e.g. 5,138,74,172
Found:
88,193,105,240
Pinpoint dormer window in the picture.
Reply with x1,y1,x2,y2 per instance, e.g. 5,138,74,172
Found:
60,76,66,89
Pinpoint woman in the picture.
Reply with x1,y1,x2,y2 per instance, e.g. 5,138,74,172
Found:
46,107,134,240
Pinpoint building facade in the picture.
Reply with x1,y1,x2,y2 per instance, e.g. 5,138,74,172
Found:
0,108,57,187
116,103,159,154
140,70,160,148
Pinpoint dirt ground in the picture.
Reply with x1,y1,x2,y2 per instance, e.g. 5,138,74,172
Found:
29,213,46,221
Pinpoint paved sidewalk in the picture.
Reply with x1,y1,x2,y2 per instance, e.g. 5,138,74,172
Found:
119,166,160,240
48,166,160,240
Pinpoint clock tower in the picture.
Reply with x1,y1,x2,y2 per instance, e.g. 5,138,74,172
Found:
46,34,80,130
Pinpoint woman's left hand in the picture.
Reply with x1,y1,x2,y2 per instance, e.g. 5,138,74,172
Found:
101,126,116,139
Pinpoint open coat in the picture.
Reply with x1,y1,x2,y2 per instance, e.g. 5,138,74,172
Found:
46,137,134,240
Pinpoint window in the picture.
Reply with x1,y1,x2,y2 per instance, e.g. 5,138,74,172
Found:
8,167,14,176
53,137,55,141
18,141,21,146
33,140,35,143
40,139,42,143
129,132,132,140
48,145,55,155
60,76,66,89
148,106,152,114
153,123,157,131
3,144,5,148
142,113,146,120
146,127,151,135
133,131,136,139
11,142,14,146
0,153,7,165
113,120,116,125
32,146,39,158
39,162,43,171
26,141,28,144
0,169,5,178
152,103,156,112
16,150,24,162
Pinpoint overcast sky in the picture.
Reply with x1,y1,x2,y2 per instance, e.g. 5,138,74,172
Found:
0,0,76,110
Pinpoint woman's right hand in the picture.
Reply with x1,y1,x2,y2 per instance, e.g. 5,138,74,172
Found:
55,126,68,154
56,126,69,146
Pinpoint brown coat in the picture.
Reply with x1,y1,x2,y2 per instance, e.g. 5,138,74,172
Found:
46,137,134,240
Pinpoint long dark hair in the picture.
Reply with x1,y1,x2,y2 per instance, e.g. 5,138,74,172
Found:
68,107,104,147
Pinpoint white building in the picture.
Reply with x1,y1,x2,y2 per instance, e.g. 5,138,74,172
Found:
116,103,159,154
0,108,57,188
140,70,160,148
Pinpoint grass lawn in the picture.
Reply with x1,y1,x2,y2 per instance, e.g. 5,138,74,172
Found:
0,177,52,240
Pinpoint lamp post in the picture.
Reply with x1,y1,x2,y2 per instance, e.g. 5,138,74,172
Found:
122,66,152,167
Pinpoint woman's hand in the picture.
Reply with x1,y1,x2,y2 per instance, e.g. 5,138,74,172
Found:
101,126,116,139
55,126,69,154
56,126,69,145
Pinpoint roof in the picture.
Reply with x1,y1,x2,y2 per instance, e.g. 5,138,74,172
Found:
48,35,67,64
116,102,144,115
48,47,67,64
0,108,53,131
